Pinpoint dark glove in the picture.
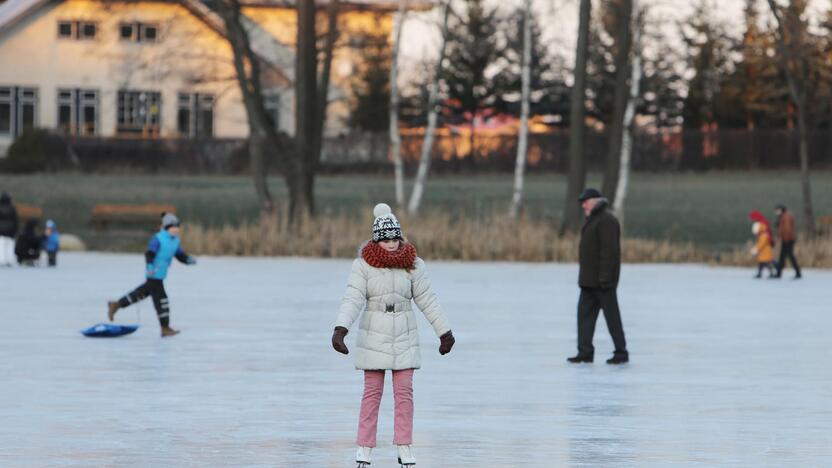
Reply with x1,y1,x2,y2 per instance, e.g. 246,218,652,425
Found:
439,330,455,355
332,326,349,354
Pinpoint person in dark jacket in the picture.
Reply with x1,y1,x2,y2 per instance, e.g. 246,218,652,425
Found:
107,213,196,337
0,192,18,266
568,188,629,365
773,204,801,279
15,219,42,266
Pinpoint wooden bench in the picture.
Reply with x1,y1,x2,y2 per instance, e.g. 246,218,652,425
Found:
14,203,43,222
90,203,176,230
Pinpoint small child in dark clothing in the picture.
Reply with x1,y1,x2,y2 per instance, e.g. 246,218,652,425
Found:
42,219,60,267
15,219,41,266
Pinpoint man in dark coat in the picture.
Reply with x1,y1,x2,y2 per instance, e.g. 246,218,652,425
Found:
773,204,801,279
0,192,19,266
568,188,629,365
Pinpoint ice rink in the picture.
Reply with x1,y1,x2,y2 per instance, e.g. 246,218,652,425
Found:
1,253,830,467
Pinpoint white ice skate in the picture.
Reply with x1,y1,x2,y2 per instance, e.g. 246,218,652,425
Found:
356,446,372,467
397,444,415,467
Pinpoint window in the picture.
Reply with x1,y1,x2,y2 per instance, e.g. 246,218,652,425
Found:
264,94,281,131
120,24,133,40
57,88,98,136
0,86,38,137
119,22,159,43
177,92,214,138
142,25,157,42
117,90,161,136
58,21,73,38
80,22,96,40
0,88,11,135
57,21,96,40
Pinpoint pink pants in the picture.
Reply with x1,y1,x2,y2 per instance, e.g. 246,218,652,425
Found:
356,369,414,447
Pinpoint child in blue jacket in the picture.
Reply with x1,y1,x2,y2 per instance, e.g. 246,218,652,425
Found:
107,213,196,337
43,219,60,267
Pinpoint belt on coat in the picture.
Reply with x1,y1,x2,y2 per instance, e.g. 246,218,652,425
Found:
366,300,412,313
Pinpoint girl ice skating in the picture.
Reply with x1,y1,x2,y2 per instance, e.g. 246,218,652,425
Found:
107,212,196,337
332,203,455,468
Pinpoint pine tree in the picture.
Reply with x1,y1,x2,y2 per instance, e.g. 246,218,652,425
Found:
680,0,732,129
350,22,391,133
441,0,505,157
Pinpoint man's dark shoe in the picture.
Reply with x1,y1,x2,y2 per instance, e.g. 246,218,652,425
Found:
606,355,629,365
794,274,802,280
567,355,593,363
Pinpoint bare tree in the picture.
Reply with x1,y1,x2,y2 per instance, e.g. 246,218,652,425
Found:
291,0,322,222
509,0,533,218
408,1,451,216
213,0,278,217
314,0,340,168
560,0,592,233
613,0,642,230
765,0,816,235
601,0,633,204
390,0,408,208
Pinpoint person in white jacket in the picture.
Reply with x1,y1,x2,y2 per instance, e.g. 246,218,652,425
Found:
332,203,455,468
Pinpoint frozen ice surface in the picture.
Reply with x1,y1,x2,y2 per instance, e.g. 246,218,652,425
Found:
1,253,831,467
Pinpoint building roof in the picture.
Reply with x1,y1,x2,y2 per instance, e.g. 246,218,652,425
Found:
0,0,435,80
0,0,52,36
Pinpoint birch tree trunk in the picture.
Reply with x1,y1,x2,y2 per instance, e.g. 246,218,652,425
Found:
765,0,816,236
560,0,592,233
389,0,407,208
408,1,451,215
510,0,533,218
613,0,641,230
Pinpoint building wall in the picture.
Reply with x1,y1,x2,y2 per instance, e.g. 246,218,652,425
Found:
0,0,293,154
242,6,394,136
0,0,395,157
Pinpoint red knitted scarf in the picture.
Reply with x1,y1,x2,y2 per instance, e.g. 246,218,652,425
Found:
361,241,417,269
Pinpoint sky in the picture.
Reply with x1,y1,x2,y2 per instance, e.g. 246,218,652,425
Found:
397,0,829,71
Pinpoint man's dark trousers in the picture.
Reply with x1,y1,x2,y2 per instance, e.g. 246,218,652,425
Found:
776,241,801,277
577,287,627,358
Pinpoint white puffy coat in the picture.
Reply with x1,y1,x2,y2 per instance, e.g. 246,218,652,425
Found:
335,255,450,370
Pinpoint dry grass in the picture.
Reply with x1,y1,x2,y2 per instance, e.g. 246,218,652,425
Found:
180,209,832,267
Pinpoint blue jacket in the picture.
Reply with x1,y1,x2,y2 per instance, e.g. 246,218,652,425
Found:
43,230,60,253
145,230,193,280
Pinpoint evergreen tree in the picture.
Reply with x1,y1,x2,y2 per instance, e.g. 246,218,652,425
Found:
350,22,391,132
495,6,568,119
440,0,505,156
680,0,732,129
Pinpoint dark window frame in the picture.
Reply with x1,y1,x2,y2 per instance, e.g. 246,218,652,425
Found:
117,89,162,136
57,20,97,40
57,21,74,38
119,22,160,43
177,92,214,138
0,86,38,137
57,88,99,136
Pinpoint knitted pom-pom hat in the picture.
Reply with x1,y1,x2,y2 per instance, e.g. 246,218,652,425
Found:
372,203,402,242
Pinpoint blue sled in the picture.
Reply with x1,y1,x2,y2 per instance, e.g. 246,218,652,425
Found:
81,323,140,337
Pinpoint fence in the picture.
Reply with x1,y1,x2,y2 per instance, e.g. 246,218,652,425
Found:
7,128,831,174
